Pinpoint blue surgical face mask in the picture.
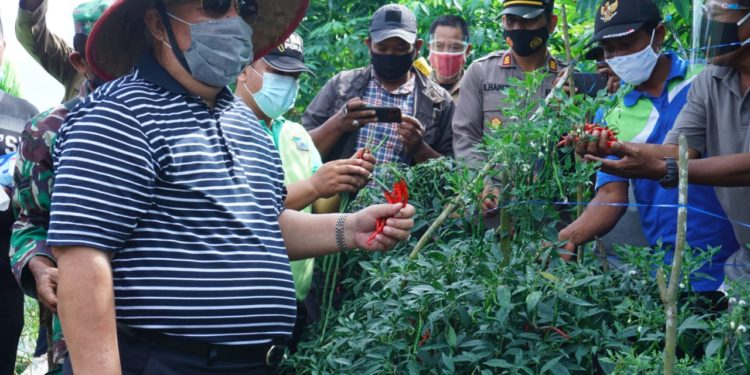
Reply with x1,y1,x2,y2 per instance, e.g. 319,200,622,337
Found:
245,68,300,119
605,29,659,86
168,13,254,87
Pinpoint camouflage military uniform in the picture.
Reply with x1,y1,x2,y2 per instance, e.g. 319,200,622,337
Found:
10,95,82,374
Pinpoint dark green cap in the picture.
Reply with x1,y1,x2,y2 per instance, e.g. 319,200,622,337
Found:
73,0,113,35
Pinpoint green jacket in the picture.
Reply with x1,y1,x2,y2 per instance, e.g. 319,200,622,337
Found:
16,0,85,102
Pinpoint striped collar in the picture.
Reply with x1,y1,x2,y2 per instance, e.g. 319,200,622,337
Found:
623,53,687,107
135,51,235,110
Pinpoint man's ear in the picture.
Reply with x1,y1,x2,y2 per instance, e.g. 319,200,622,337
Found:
414,39,423,56
144,8,167,43
548,14,559,33
237,65,252,83
69,51,89,75
465,43,473,57
654,24,667,52
365,38,372,50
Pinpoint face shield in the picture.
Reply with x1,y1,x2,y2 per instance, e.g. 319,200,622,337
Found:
694,0,750,63
427,39,469,81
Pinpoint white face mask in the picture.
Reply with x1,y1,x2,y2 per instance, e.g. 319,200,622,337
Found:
605,29,659,86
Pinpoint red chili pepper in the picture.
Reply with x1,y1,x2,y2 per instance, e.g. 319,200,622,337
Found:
539,325,571,340
418,329,431,347
367,180,409,245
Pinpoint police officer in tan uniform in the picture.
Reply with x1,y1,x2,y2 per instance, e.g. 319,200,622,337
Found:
452,0,563,214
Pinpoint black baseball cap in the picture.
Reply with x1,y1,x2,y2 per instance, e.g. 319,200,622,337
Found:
369,4,418,44
592,0,661,41
500,0,555,19
263,32,314,76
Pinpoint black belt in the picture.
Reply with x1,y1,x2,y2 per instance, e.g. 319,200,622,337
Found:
117,324,287,366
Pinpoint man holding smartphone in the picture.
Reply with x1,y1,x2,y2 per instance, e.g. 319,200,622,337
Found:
559,0,737,297
303,4,454,165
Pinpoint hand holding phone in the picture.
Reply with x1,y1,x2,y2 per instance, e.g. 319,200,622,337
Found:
367,106,402,123
572,73,609,97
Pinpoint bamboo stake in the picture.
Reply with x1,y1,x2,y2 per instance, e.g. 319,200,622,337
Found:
558,4,585,263
408,67,575,260
657,134,689,375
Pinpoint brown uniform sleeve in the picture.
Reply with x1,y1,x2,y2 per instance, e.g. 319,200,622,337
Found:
452,60,486,165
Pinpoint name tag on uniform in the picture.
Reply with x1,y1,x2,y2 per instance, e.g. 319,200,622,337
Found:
484,83,509,92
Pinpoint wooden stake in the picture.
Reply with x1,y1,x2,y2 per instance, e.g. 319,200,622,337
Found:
657,134,689,375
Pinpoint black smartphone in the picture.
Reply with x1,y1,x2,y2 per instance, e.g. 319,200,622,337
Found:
368,106,402,123
572,72,609,97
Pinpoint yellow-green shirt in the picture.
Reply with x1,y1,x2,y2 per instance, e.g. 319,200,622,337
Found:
263,117,322,301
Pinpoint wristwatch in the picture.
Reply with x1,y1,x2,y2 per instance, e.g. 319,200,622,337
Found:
659,157,678,189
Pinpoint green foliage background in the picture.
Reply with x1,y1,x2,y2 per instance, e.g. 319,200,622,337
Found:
289,0,695,120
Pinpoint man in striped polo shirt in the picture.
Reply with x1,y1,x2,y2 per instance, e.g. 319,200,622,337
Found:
559,0,737,298
233,32,377,350
46,1,415,374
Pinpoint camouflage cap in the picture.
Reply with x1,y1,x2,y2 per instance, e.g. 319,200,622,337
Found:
73,0,113,36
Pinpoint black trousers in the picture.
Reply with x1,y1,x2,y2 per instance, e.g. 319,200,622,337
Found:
0,285,24,375
64,335,280,375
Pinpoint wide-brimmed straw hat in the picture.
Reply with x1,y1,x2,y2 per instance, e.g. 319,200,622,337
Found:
86,0,309,80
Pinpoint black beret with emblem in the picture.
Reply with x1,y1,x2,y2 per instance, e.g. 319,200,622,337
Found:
592,0,661,41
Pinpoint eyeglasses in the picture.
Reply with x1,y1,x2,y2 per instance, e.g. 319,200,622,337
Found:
200,0,258,22
428,39,468,53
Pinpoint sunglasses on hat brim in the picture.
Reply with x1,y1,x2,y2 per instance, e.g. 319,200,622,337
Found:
199,0,258,22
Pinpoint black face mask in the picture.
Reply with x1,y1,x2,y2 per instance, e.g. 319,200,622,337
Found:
504,26,550,57
701,15,750,57
371,50,415,81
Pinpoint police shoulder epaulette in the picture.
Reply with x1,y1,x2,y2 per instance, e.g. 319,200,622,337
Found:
548,58,558,72
502,52,513,67
473,51,504,63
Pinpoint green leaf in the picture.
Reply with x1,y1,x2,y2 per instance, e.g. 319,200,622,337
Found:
678,315,709,335
442,353,455,373
540,271,559,282
705,338,724,358
673,0,692,23
446,325,457,348
496,285,511,305
484,358,513,368
526,290,543,315
540,355,564,374
558,293,594,307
